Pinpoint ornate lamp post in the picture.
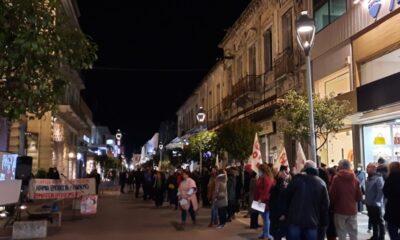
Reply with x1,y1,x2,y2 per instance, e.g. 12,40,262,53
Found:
196,107,206,174
296,11,317,162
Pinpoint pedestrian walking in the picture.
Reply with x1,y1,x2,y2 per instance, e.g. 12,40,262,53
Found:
207,167,218,227
178,170,198,227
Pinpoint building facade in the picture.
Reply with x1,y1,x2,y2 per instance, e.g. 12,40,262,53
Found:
177,0,309,164
312,0,400,167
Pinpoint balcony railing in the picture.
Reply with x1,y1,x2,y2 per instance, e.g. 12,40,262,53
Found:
232,74,262,100
274,48,295,79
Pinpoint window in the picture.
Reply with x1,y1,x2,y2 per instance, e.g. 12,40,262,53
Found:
314,0,346,32
282,10,292,51
248,44,257,75
263,29,272,72
227,66,233,92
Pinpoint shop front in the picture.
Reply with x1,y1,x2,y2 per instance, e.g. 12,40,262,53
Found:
353,9,400,167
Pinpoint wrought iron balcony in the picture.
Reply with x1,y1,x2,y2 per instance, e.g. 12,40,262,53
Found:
274,48,295,79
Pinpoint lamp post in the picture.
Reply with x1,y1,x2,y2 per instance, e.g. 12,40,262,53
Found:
296,11,317,162
196,107,206,174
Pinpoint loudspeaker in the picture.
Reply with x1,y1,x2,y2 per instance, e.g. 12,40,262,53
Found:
16,156,33,184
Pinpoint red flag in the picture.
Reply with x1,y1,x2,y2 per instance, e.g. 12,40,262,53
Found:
274,147,289,172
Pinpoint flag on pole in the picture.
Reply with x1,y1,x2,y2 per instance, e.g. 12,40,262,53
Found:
248,133,262,174
273,147,289,172
215,154,220,169
293,142,306,174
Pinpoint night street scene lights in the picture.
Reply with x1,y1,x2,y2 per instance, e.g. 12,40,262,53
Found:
296,10,317,162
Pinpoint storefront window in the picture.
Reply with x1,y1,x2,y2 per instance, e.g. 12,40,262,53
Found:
316,68,351,98
317,129,353,167
363,121,400,166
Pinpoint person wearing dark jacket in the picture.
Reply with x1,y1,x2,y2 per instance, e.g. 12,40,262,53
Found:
285,160,329,240
383,161,400,240
227,167,238,222
270,166,290,240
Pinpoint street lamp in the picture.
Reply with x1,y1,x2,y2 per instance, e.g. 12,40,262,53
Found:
296,11,317,162
196,107,206,174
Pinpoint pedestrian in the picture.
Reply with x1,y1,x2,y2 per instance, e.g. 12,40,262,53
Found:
134,169,143,198
355,164,367,212
207,167,218,227
329,159,362,240
249,170,259,229
270,165,290,240
178,170,198,228
212,169,228,229
365,163,385,240
285,160,329,240
227,167,238,222
143,167,153,200
119,170,127,194
153,171,166,207
201,168,210,207
254,163,275,240
377,157,388,180
326,167,337,240
89,169,101,195
383,161,400,240
167,171,178,209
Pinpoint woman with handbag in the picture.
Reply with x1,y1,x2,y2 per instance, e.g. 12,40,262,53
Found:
177,170,198,227
212,169,228,229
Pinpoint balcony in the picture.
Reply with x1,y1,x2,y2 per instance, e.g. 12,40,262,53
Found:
58,96,88,130
274,48,295,79
231,74,263,108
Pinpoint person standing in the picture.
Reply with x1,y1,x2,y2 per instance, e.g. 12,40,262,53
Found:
270,166,290,240
178,170,198,227
119,170,127,194
134,169,143,198
365,163,385,240
207,167,218,227
329,159,362,240
355,164,367,212
212,169,228,229
285,160,329,240
167,171,178,209
383,161,400,240
227,167,238,222
153,171,166,207
254,164,275,240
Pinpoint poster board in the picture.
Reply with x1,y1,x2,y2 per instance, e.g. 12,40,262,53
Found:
0,152,18,181
0,180,22,205
80,195,98,215
28,178,95,199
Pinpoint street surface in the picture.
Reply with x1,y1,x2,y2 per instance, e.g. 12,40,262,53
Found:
0,188,387,239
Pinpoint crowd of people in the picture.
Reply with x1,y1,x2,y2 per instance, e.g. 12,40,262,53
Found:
115,158,400,240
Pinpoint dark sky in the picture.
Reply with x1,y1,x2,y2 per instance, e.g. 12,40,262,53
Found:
77,0,250,157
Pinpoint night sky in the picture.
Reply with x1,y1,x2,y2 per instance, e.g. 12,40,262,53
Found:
77,0,250,157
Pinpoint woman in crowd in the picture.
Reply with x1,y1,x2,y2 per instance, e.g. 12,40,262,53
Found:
178,170,198,227
383,161,400,240
254,164,275,240
212,169,228,229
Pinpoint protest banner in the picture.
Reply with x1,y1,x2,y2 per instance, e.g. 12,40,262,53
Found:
28,178,95,199
80,195,98,215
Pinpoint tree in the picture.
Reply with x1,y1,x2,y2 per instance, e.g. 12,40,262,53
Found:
94,155,120,174
188,131,217,163
0,0,97,120
217,119,261,162
274,90,350,150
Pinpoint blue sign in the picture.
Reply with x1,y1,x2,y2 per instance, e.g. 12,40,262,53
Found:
368,0,382,18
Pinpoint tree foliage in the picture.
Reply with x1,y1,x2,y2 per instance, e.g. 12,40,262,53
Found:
188,131,217,162
94,155,120,173
0,0,97,120
274,90,350,150
217,119,261,162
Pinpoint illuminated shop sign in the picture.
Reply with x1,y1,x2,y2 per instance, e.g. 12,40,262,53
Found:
368,0,399,18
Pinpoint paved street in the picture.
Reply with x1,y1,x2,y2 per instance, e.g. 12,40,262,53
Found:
0,189,388,239
45,190,260,240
